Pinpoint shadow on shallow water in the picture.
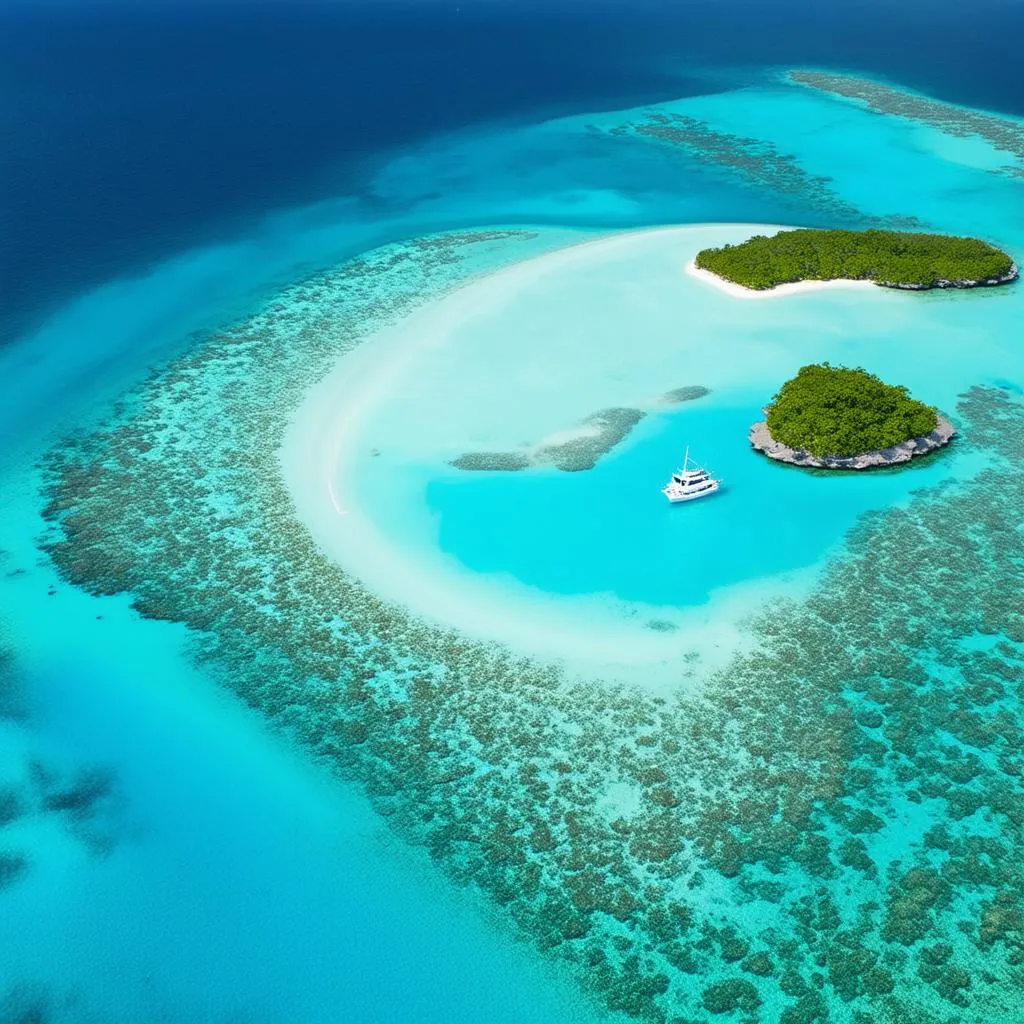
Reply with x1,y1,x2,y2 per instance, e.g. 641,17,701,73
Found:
37,231,1024,1024
0,644,126,901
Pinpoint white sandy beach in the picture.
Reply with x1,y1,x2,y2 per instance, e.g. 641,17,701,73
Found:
685,259,877,299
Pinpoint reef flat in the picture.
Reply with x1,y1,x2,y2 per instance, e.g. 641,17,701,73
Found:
452,388,709,473
39,225,1024,1023
789,70,1024,179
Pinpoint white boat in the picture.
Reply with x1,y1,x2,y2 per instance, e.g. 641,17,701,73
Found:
662,447,721,503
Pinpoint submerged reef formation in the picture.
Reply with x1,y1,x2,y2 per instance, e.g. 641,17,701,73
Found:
452,388,708,473
0,639,122,889
695,229,1017,291
790,70,1024,179
752,364,947,466
450,451,533,472
660,385,710,405
600,112,922,229
534,407,644,471
30,763,121,856
0,640,28,894
611,112,862,222
0,982,50,1024
40,229,1024,1024
453,407,643,473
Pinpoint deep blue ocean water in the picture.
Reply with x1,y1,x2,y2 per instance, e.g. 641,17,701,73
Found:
4,0,1024,345
2,2,1024,1022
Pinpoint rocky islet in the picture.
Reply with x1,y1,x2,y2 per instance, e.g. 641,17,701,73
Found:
749,415,956,470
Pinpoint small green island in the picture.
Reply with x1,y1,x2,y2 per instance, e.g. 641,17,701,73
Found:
750,363,954,469
695,228,1017,291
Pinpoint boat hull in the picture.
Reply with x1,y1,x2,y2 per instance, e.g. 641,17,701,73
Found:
662,482,721,503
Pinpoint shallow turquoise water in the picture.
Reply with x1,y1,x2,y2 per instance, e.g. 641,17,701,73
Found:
340,213,1020,655
0,467,609,1024
3,66,1024,1024
426,402,966,609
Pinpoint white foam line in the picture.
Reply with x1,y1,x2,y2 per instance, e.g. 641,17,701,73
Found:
328,479,349,516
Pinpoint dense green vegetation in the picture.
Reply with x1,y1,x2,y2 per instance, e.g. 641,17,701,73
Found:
766,363,938,457
695,228,1014,290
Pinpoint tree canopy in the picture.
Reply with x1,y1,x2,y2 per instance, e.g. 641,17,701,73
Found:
695,228,1014,290
765,364,939,458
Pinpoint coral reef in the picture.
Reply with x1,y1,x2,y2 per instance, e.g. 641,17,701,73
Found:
450,452,532,472
601,112,922,229
38,228,1024,1022
790,70,1024,180
660,386,710,405
453,407,646,473
535,408,646,471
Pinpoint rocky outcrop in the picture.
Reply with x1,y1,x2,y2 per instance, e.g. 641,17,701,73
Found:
876,263,1018,290
749,414,955,470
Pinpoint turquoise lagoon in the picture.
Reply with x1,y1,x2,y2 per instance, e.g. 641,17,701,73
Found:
4,69,1024,1023
299,224,1016,680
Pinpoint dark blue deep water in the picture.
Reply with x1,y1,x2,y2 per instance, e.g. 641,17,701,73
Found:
3,0,1024,344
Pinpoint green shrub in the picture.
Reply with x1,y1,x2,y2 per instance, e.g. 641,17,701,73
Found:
765,364,938,458
695,228,1013,290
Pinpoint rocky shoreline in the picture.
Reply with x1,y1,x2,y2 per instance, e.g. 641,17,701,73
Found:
875,262,1018,290
749,414,955,470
